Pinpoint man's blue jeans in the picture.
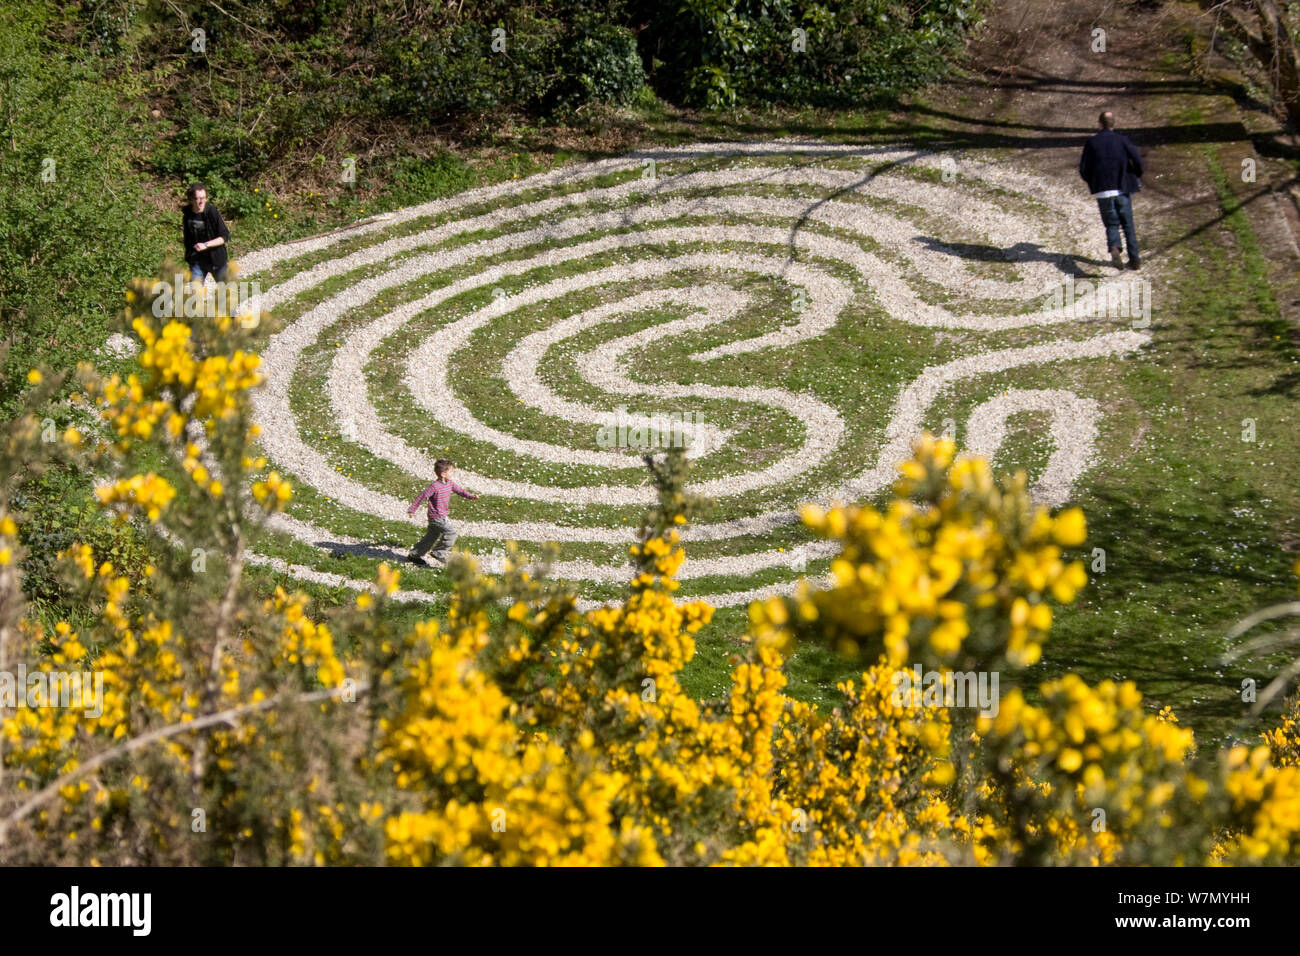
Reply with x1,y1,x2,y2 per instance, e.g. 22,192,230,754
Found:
1096,194,1138,261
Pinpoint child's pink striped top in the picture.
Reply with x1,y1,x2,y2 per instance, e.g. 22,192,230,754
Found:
409,479,474,520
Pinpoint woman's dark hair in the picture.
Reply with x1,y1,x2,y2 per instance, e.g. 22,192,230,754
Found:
434,458,454,478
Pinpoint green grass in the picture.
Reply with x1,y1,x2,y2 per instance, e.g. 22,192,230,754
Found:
1010,125,1300,747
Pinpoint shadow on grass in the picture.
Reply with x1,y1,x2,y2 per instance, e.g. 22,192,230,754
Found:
561,85,1278,160
312,538,410,563
1039,478,1297,746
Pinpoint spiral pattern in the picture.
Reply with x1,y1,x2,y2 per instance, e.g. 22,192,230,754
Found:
237,140,1151,608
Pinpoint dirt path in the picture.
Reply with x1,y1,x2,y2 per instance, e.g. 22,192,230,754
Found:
900,0,1300,320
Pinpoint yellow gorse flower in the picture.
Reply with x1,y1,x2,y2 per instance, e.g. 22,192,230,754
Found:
94,473,177,523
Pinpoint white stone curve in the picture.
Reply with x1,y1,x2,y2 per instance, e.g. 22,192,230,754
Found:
256,330,1149,579
963,389,1101,508
314,204,1134,511
397,252,849,502
237,139,1100,282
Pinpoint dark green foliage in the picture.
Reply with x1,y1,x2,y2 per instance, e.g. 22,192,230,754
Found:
153,113,261,189
633,0,982,109
565,17,646,107
14,469,153,621
362,6,648,124
386,153,476,207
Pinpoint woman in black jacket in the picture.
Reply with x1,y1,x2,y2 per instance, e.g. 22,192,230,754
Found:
182,183,231,284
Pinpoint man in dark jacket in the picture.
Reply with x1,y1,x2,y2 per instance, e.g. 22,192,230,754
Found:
182,183,231,284
1079,111,1144,270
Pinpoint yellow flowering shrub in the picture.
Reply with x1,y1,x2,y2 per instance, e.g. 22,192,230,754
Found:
973,674,1210,865
1263,697,1300,769
750,434,1088,673
2,270,1300,866
94,472,177,523
1216,745,1300,863
378,623,660,866
771,663,957,865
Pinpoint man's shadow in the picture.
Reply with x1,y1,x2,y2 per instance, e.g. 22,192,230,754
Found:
912,237,1114,279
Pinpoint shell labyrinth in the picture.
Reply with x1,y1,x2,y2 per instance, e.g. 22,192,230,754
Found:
237,140,1151,609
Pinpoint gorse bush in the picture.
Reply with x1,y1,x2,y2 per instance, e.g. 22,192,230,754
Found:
2,269,1298,865
749,438,1088,674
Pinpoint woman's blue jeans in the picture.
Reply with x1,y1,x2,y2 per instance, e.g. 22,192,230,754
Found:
189,263,229,283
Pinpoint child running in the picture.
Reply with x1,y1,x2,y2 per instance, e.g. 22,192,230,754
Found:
406,459,479,567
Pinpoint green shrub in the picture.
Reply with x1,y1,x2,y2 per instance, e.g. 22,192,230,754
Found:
564,19,646,106
152,113,260,187
635,0,981,109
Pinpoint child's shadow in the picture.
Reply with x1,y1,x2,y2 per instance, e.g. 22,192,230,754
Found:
317,539,408,562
